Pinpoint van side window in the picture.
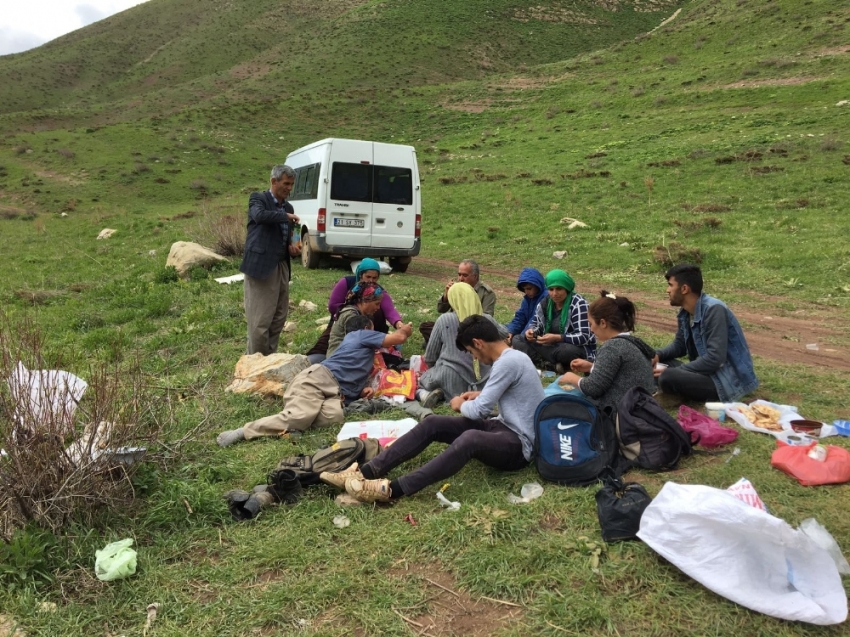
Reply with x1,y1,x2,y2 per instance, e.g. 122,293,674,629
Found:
331,163,372,202
290,163,320,201
374,166,412,206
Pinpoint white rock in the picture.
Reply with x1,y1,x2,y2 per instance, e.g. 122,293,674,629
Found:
165,241,227,278
97,228,117,240
283,321,297,333
315,316,331,325
148,250,157,257
836,100,849,107
225,353,311,396
619,242,630,247
60,212,68,217
299,300,318,312
559,217,588,229
552,251,567,259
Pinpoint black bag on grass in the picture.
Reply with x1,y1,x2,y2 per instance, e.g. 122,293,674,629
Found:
270,437,382,487
615,387,693,472
595,474,652,542
533,393,617,486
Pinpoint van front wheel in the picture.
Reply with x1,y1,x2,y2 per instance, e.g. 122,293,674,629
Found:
301,232,320,269
389,257,411,273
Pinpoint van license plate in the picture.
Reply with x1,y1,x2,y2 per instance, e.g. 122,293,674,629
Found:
333,218,365,228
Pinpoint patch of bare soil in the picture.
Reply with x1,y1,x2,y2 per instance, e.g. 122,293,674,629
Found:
229,63,272,81
722,76,820,89
389,563,523,637
409,257,850,372
512,5,598,24
441,100,492,113
814,45,850,57
488,73,574,91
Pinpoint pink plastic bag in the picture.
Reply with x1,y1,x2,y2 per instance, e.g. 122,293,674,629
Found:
677,405,739,448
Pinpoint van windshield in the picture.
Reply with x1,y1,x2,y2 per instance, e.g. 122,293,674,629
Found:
331,163,412,205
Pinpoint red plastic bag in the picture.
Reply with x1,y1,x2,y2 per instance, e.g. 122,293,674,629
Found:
371,369,416,401
771,442,850,486
677,405,739,448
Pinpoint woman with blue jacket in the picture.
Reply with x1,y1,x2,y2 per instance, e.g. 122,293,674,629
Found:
504,268,548,340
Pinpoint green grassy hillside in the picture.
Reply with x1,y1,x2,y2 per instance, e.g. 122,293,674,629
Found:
0,0,682,117
0,0,849,635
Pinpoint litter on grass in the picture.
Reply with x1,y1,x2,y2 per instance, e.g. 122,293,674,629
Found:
508,483,544,504
436,491,461,511
214,273,245,284
95,538,137,581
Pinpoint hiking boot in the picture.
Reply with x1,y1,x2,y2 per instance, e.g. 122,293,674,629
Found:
345,477,392,503
268,468,304,505
422,388,445,409
224,489,252,521
319,462,363,490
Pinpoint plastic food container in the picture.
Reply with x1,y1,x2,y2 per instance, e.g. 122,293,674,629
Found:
789,419,823,436
705,402,726,422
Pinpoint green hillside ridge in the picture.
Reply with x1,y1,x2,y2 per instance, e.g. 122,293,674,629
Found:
0,0,683,118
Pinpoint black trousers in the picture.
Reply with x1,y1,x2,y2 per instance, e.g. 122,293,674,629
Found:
657,359,719,402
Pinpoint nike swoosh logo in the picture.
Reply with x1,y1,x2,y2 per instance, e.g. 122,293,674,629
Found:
557,423,578,430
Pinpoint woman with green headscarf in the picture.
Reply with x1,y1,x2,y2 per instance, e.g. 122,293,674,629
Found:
513,269,596,372
306,258,405,363
416,282,509,407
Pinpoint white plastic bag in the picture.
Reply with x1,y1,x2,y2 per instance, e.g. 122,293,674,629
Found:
507,483,544,504
799,518,850,576
638,482,847,625
335,418,418,441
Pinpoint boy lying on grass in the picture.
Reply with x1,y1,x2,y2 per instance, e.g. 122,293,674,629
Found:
320,315,545,503
217,315,412,447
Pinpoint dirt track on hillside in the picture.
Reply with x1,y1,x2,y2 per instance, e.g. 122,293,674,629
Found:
407,257,850,373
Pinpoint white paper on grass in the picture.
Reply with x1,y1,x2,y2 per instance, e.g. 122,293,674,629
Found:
214,273,245,284
638,482,847,625
336,418,417,441
350,260,392,275
8,362,87,436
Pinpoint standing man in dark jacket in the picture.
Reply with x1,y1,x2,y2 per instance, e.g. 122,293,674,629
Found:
653,263,758,402
240,165,301,355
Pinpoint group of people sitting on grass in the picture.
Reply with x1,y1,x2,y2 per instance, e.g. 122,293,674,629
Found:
217,260,758,504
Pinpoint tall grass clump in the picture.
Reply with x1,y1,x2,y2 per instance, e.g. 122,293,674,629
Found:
195,205,245,257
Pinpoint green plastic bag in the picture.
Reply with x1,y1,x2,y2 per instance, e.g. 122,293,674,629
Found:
95,538,137,581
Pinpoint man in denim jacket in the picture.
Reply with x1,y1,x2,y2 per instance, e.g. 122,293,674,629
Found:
653,263,758,403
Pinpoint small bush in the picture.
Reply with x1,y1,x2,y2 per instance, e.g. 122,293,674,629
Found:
0,526,56,588
195,210,245,257
0,312,168,536
190,179,209,191
653,242,704,266
154,266,180,283
820,137,842,152
56,148,75,159
133,163,151,174
663,55,679,65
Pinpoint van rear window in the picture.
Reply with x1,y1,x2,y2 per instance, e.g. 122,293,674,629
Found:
331,163,372,202
331,163,413,205
375,166,412,206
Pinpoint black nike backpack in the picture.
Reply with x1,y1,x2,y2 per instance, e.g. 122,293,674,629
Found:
533,393,618,486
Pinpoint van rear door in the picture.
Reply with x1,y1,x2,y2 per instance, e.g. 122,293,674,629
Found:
326,140,373,248
371,142,417,250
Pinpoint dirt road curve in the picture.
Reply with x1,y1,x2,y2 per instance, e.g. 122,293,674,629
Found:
408,257,850,373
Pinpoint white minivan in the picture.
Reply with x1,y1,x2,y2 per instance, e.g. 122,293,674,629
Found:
285,138,421,272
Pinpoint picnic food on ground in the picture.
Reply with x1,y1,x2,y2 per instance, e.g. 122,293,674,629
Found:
733,404,783,431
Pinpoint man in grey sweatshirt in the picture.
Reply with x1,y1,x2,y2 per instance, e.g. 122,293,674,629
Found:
327,315,545,503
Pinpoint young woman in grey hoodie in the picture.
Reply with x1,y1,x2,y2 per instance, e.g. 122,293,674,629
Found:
558,291,655,412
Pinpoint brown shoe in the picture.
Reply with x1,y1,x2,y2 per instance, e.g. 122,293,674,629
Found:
319,462,363,490
345,477,392,503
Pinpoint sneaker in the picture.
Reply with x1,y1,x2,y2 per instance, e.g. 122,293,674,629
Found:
422,388,445,409
345,477,392,503
319,462,363,490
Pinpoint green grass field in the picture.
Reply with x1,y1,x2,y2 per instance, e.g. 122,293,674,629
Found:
1,0,849,634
